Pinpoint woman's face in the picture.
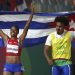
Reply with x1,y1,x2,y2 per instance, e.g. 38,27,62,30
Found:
10,26,18,37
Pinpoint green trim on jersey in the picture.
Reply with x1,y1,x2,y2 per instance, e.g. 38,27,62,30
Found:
53,60,72,66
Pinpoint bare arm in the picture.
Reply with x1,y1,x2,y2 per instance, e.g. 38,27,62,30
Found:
44,45,53,65
19,10,34,41
0,29,8,41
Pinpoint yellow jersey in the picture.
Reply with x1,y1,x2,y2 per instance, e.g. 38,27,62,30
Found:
51,31,71,60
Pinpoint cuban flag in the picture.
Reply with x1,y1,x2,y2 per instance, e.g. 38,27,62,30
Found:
0,11,75,47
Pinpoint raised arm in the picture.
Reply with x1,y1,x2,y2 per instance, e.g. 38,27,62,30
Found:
19,9,34,41
0,29,8,41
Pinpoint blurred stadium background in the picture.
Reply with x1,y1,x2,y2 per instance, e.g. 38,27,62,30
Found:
0,0,75,12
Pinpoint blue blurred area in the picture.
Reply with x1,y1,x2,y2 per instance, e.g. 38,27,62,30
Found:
0,39,4,48
71,40,75,48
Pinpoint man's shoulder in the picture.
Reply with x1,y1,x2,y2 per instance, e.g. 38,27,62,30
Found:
68,31,75,35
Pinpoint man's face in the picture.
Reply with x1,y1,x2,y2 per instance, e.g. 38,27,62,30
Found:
10,26,18,37
56,22,64,35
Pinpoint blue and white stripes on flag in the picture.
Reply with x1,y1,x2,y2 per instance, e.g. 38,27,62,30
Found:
0,11,75,47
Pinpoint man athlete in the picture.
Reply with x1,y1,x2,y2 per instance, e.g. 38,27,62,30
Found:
44,16,75,75
0,7,34,75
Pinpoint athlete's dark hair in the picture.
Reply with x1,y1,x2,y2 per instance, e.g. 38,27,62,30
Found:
11,25,19,33
55,16,69,26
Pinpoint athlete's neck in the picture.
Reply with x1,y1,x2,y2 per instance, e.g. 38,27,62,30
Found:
11,37,17,40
